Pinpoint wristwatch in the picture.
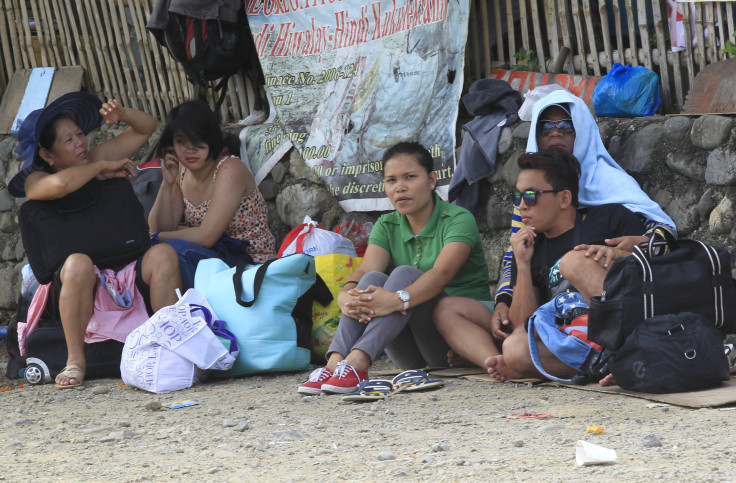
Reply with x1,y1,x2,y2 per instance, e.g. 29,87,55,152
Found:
397,290,410,314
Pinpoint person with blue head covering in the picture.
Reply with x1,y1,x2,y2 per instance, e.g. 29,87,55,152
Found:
9,91,182,388
434,90,676,371
487,90,676,343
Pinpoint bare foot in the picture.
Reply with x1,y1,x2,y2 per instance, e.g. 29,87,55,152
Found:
446,349,471,368
484,355,524,382
599,373,616,387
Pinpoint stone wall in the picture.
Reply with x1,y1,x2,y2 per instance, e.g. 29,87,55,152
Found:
1,115,734,323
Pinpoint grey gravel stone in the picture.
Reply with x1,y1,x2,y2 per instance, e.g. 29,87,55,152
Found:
237,420,250,432
376,451,396,461
643,434,663,447
91,386,110,395
431,443,450,452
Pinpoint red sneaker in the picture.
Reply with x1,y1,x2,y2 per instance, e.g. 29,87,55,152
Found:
320,360,368,394
297,367,333,395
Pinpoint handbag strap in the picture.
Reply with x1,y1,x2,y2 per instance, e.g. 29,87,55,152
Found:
232,258,277,308
189,303,239,356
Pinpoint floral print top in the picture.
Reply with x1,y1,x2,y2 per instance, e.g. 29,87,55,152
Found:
181,156,276,263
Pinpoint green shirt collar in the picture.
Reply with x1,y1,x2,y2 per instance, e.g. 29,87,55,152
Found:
392,193,444,243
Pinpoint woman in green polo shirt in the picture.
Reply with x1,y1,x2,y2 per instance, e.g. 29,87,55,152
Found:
298,141,491,395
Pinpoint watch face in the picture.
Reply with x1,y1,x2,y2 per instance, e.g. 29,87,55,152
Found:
398,290,410,302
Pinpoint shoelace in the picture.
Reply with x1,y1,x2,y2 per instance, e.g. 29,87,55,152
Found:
333,360,359,380
308,367,332,382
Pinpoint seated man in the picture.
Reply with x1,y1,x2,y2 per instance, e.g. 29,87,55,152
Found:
435,147,645,381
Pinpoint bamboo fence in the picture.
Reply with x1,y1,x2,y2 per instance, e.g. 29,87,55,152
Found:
0,1,734,119
466,0,736,113
0,0,259,123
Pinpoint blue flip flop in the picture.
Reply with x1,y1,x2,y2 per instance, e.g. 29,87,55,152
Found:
392,369,445,392
341,379,397,402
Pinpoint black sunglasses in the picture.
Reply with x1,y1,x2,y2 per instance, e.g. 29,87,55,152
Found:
538,119,575,136
510,189,560,206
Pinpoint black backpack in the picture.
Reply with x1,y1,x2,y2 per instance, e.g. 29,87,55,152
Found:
148,0,263,113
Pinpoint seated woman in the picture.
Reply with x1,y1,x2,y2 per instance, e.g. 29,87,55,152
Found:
148,100,276,289
9,92,182,388
436,89,676,373
298,142,491,395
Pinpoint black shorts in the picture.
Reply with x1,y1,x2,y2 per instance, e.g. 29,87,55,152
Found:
43,253,153,320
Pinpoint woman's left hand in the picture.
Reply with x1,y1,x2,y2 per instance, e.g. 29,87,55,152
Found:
346,286,402,322
100,99,125,125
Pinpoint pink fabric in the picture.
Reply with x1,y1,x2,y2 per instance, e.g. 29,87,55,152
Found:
86,262,149,342
16,262,149,355
18,283,52,357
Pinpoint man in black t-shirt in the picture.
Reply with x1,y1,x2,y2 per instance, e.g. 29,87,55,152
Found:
486,148,644,381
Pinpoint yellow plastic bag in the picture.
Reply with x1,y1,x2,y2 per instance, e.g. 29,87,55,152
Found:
312,254,362,358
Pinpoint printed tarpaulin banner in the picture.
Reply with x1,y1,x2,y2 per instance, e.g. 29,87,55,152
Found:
245,0,470,211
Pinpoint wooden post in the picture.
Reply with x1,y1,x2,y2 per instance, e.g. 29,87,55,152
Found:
505,0,515,67
28,0,48,66
570,0,588,74
531,0,557,72
582,0,601,75
598,1,613,69
519,0,529,52
65,0,101,94
129,0,165,119
51,0,75,65
467,0,480,81
18,0,35,68
493,0,504,65
556,0,573,74
479,0,491,73
0,1,15,81
625,0,638,66
704,3,716,63
651,0,672,112
637,0,653,70
693,3,706,69
681,2,695,91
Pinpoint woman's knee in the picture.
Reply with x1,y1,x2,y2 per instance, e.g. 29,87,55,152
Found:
384,265,422,290
143,244,179,276
59,254,96,287
358,271,388,288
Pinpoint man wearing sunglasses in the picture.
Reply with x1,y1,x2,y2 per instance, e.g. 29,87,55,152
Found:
490,91,676,353
435,148,645,381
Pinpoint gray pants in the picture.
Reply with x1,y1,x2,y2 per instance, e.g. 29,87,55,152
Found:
327,265,450,370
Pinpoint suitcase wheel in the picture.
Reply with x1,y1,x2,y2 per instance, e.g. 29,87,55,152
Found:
24,358,52,385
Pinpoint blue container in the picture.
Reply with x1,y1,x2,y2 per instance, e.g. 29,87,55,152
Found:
0,325,7,339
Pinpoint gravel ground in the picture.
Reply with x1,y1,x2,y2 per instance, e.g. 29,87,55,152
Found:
1,348,736,482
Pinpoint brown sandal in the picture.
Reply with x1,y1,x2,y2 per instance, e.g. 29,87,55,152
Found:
55,364,85,389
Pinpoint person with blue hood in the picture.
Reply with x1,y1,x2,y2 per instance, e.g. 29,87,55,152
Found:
434,89,676,371
9,91,182,388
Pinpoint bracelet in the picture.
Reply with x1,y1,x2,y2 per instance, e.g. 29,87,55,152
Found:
343,280,358,287
150,231,160,245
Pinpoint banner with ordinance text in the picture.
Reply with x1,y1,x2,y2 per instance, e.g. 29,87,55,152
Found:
245,0,470,211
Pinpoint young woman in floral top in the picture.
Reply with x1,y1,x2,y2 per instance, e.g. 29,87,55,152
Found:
149,100,275,289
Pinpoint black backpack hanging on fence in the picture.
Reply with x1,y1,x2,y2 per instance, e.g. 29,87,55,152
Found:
147,0,261,113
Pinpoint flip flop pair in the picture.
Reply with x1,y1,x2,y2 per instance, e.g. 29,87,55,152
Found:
341,370,445,402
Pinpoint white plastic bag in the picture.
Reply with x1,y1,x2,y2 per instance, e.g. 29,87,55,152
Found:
518,84,568,121
120,289,238,394
278,216,357,257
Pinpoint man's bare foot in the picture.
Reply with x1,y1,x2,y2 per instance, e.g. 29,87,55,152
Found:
599,374,616,387
446,349,471,368
485,355,524,382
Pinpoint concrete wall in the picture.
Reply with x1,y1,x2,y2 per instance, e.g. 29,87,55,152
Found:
1,115,734,323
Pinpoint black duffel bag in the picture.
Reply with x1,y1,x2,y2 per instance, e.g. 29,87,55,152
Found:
19,178,151,284
588,231,736,351
609,312,730,393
